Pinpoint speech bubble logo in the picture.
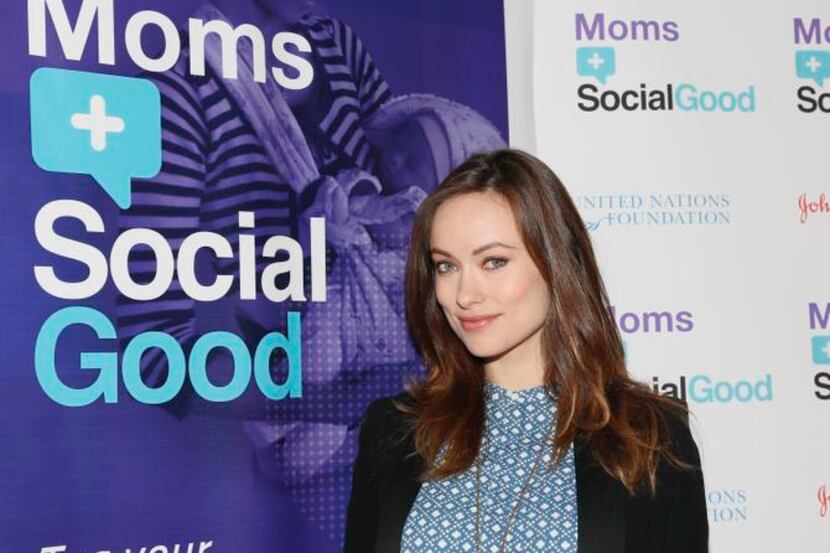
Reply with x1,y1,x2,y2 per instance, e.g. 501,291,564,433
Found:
30,68,161,209
576,46,616,85
812,336,830,365
795,50,830,87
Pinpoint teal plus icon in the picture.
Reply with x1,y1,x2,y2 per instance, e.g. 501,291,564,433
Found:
812,336,830,365
576,46,616,84
795,50,830,87
30,68,162,209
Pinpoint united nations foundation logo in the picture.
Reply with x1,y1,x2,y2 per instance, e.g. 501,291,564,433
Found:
575,192,732,231
707,488,748,523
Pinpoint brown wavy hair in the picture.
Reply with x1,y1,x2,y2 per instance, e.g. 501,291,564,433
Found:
397,148,692,495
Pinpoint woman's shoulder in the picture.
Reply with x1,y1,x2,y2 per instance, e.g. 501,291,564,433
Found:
361,391,417,436
355,392,420,474
654,398,702,467
359,391,417,440
651,401,709,547
643,398,705,501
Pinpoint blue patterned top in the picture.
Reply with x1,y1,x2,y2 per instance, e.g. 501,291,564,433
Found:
401,381,579,552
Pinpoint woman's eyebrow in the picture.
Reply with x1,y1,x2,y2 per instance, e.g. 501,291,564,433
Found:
430,242,517,257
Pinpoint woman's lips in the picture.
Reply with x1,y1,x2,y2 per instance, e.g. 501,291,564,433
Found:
458,315,500,331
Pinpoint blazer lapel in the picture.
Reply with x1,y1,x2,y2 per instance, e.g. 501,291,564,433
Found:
575,438,626,553
375,440,424,553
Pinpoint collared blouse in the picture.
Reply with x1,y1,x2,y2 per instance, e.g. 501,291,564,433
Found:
401,381,578,552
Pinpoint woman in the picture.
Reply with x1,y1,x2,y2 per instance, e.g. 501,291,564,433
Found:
343,149,708,553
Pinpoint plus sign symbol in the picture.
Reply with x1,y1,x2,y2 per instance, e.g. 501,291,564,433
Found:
576,46,616,84
70,94,126,152
795,50,830,87
30,68,161,209
811,336,830,365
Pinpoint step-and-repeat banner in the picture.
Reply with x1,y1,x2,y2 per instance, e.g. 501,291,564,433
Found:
512,0,829,551
4,0,829,551
0,1,507,552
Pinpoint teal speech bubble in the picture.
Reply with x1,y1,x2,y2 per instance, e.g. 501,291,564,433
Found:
796,50,830,87
30,68,161,209
812,335,830,365
576,46,616,85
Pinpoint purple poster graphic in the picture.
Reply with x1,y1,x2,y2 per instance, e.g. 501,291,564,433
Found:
0,1,507,552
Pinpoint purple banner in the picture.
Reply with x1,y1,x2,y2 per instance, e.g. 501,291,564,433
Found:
0,1,507,552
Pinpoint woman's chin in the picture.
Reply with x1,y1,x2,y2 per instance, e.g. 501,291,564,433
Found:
458,338,506,360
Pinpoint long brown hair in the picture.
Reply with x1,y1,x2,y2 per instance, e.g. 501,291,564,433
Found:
399,148,692,495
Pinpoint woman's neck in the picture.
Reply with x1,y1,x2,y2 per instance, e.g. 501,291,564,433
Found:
482,332,546,392
484,367,545,392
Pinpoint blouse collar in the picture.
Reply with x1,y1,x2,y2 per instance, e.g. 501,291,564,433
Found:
483,380,558,445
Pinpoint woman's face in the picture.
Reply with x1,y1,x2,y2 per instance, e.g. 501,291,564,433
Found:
430,191,550,367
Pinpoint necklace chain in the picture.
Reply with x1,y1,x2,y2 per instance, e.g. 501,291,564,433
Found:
474,418,556,553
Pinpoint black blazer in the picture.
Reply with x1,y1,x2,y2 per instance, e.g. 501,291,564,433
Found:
344,393,709,553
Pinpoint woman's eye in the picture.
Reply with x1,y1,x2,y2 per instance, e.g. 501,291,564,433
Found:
434,260,454,273
484,257,508,270
433,258,507,273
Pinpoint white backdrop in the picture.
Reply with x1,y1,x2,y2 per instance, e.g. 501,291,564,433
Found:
504,1,830,551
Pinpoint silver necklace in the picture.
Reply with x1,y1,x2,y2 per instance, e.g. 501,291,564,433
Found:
474,418,556,553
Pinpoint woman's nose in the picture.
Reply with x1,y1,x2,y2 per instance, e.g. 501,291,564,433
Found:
455,268,484,309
